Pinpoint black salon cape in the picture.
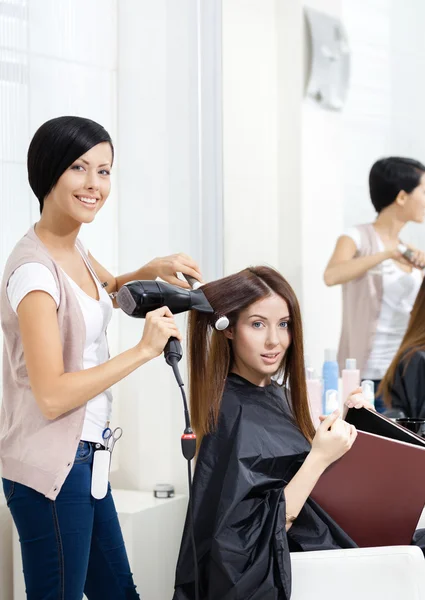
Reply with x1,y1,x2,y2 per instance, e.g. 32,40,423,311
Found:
390,350,425,419
173,374,358,600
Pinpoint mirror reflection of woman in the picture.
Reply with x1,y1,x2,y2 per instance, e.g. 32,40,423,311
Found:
0,116,202,599
324,157,425,412
380,277,425,418
172,266,425,600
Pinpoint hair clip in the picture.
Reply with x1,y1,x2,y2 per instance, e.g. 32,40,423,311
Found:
215,316,230,331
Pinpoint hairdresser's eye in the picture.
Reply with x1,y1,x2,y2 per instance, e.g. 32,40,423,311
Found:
71,165,84,172
99,169,110,176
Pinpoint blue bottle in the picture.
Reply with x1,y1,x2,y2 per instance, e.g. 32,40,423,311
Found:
322,349,339,414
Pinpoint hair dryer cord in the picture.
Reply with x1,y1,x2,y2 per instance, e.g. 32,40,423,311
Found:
165,340,199,600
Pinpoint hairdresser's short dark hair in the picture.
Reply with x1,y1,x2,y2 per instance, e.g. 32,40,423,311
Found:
369,157,425,213
27,116,114,213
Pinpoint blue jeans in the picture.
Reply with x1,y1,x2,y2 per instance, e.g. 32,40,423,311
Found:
2,441,140,599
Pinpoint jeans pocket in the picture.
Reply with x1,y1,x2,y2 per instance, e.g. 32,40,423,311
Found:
74,442,94,463
2,478,15,505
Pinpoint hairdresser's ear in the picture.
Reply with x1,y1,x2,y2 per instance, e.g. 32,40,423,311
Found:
223,328,234,340
396,189,408,207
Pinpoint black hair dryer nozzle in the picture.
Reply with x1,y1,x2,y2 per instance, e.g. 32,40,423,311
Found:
116,280,213,318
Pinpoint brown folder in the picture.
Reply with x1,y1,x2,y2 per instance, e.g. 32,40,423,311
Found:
311,430,425,547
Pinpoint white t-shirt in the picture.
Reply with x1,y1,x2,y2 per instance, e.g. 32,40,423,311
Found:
6,247,113,444
344,227,422,379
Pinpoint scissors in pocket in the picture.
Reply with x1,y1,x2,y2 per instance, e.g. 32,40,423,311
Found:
102,427,123,453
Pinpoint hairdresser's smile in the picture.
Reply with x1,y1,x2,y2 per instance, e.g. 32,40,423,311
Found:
74,194,100,209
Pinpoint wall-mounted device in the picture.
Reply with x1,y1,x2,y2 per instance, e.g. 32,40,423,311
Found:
304,7,351,111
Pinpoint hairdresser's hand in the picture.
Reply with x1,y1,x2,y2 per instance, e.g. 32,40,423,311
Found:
408,248,425,269
147,253,203,289
386,246,425,269
311,410,357,468
137,306,182,360
344,387,376,411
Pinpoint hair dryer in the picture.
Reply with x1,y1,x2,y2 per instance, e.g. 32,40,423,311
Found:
116,280,213,318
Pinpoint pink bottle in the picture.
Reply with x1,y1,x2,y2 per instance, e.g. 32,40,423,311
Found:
342,358,360,405
306,368,322,428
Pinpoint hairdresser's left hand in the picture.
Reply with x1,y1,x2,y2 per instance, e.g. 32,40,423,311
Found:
147,253,203,289
344,387,376,411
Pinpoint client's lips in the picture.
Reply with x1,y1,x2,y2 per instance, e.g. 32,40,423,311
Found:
261,352,281,364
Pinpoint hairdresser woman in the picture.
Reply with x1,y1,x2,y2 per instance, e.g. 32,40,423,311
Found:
324,157,425,412
0,116,202,599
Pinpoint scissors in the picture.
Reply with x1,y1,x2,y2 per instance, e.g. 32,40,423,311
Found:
102,427,123,453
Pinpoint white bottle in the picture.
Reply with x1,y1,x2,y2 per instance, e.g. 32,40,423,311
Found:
342,358,361,404
361,379,375,408
324,389,339,415
306,367,322,428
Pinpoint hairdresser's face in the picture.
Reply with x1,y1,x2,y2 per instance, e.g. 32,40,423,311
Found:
401,173,425,223
44,142,112,224
226,293,291,387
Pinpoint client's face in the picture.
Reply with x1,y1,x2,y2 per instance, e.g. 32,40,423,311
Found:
226,293,291,387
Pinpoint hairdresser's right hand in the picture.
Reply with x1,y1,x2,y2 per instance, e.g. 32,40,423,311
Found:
137,306,182,360
310,410,357,468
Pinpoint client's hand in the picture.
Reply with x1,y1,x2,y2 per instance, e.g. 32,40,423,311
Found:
311,410,357,468
147,253,203,289
345,387,376,411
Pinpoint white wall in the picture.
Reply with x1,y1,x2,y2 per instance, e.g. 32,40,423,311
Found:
342,0,425,244
301,0,344,372
222,0,279,273
341,0,391,229
389,0,425,248
113,0,223,495
221,0,344,372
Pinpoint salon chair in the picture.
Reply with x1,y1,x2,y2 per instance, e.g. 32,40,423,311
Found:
291,546,425,600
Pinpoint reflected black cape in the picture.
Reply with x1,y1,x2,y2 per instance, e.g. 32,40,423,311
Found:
390,351,425,419
173,374,357,600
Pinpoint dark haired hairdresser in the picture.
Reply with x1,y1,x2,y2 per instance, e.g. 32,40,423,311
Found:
324,157,425,412
0,116,202,599
380,276,425,418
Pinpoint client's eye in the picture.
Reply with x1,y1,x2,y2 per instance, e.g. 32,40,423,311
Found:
252,322,263,329
279,321,290,329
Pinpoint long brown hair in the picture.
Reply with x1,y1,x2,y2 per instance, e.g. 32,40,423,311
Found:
380,277,425,405
188,266,315,446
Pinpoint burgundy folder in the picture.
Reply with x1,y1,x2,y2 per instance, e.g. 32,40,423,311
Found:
345,407,425,448
311,430,425,547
